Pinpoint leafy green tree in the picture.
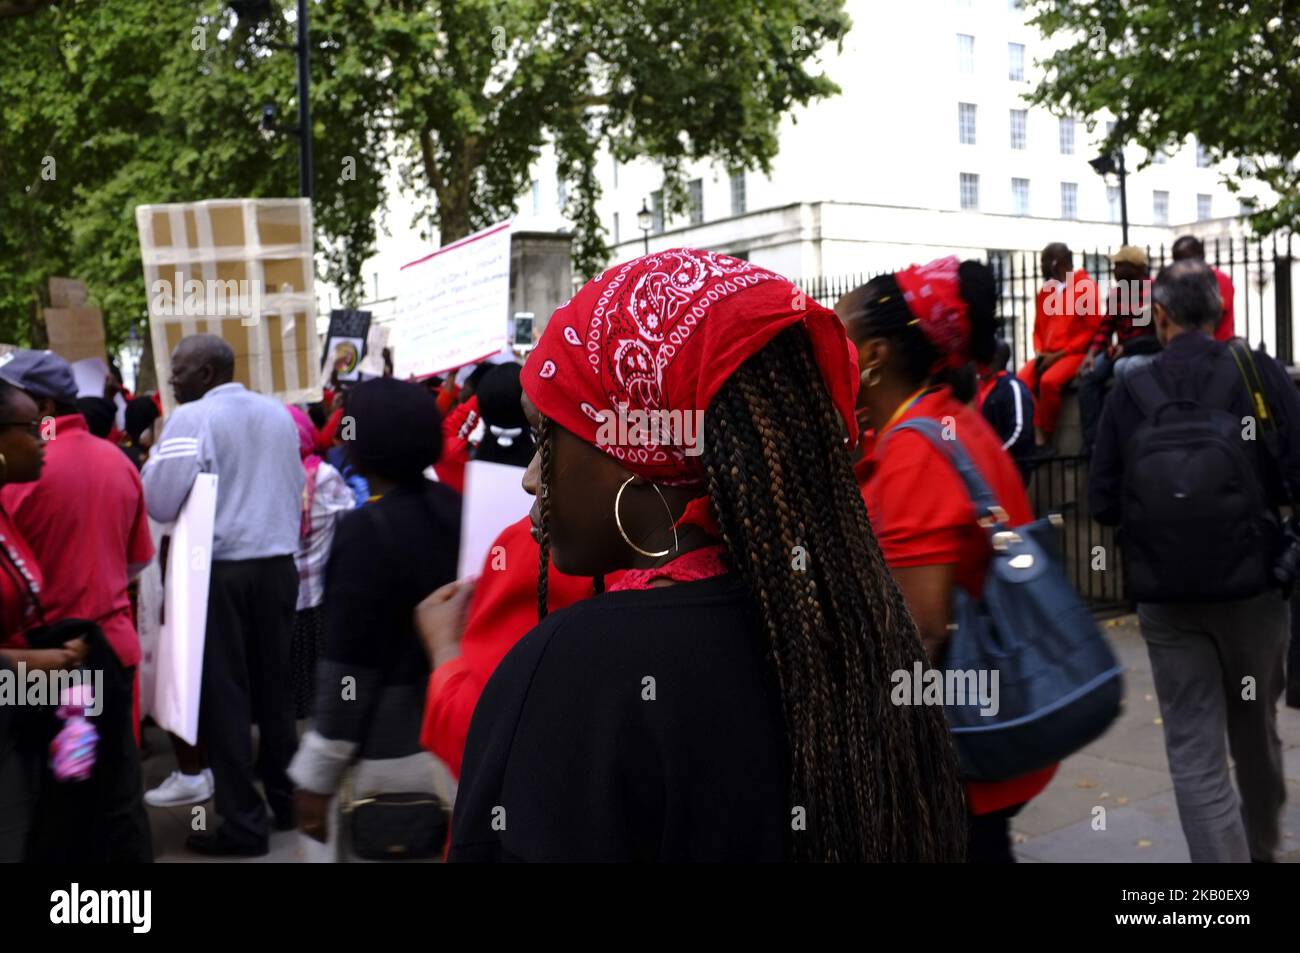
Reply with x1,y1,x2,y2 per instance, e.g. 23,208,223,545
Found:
1,0,848,352
1027,0,1300,233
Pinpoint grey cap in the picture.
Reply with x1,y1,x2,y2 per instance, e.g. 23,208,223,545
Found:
0,349,78,403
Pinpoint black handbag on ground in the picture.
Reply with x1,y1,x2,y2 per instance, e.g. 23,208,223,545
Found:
345,790,448,860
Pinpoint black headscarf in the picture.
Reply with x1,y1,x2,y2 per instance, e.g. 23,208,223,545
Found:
345,377,443,484
472,363,533,467
76,397,116,439
124,395,160,443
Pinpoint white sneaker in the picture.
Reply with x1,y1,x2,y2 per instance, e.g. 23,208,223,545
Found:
144,769,214,807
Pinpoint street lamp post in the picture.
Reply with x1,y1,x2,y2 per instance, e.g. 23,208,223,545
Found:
637,199,653,255
236,0,312,199
1089,149,1129,246
294,0,312,200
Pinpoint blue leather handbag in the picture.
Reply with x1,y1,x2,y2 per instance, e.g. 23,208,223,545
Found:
890,418,1123,781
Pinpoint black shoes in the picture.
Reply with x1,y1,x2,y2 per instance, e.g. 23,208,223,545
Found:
185,831,269,857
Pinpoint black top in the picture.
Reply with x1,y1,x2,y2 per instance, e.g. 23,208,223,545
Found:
1089,332,1300,525
448,573,791,862
314,480,460,759
980,372,1035,467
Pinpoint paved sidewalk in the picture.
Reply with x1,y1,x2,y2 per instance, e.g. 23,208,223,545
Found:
1012,615,1300,862
141,614,1300,862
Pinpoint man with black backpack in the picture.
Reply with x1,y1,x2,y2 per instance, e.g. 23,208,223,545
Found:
1089,259,1300,863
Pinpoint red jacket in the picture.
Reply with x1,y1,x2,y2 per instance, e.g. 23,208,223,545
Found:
420,516,607,777
433,396,479,494
1213,267,1235,342
1033,270,1102,356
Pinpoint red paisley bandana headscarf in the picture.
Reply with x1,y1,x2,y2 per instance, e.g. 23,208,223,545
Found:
520,248,860,491
895,255,970,370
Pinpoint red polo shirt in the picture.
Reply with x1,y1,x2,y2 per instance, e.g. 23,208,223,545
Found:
855,388,1057,814
1,414,154,667
0,506,45,643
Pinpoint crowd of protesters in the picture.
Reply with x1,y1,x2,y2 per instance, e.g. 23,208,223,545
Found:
0,236,1297,864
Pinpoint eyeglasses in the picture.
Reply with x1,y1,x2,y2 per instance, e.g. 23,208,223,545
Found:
0,421,42,438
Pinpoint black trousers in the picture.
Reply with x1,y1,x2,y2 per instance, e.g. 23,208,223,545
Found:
200,556,299,846
966,802,1025,864
1289,589,1300,708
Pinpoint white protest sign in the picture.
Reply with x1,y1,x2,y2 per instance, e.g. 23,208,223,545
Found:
151,473,218,746
457,459,532,579
70,357,111,398
392,221,511,379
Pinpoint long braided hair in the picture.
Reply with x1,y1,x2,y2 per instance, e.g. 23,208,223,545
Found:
533,327,967,861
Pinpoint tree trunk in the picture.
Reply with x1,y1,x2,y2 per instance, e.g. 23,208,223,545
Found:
136,329,158,394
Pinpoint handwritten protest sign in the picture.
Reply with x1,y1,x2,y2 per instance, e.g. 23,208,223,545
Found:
391,221,511,379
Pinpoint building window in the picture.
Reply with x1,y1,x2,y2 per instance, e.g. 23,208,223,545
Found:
1105,120,1117,138
730,173,746,216
1058,117,1075,155
557,178,568,209
1239,198,1255,216
1153,190,1169,225
1060,181,1078,220
1196,140,1212,168
959,103,977,145
651,190,664,233
687,179,704,225
1107,186,1121,223
960,173,980,211
1008,43,1025,81
530,180,540,213
613,212,620,245
1197,193,1212,221
1011,178,1030,216
1009,109,1027,150
957,34,975,75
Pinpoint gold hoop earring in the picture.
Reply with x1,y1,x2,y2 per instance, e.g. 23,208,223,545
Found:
863,366,882,388
614,475,678,559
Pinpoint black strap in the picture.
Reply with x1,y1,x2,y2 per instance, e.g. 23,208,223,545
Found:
888,418,1004,528
1227,339,1293,505
1121,361,1171,420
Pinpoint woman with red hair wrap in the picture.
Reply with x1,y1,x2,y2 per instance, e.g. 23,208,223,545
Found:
447,249,966,862
842,257,1058,863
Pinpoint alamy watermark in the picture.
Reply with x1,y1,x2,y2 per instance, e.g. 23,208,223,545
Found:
595,403,705,457
149,273,263,326
890,661,999,716
0,664,103,716
1043,278,1151,325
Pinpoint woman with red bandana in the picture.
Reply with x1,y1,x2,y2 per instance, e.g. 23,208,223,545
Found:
447,249,966,863
1016,243,1103,446
844,257,1057,863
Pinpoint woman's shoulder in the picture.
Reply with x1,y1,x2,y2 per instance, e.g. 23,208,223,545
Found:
520,576,754,677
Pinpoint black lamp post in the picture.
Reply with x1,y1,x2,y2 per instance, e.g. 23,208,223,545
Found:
637,199,653,255
235,0,313,199
1089,149,1129,246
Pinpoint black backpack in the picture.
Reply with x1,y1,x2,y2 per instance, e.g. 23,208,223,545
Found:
1118,345,1280,602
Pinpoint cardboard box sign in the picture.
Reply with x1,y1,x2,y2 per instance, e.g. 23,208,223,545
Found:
48,277,88,308
45,306,107,364
135,198,321,416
